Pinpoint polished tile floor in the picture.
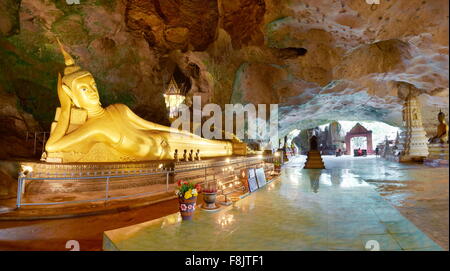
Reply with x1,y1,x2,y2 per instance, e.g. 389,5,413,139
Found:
103,157,443,251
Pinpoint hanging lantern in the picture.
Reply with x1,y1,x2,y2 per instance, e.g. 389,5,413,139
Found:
163,77,185,120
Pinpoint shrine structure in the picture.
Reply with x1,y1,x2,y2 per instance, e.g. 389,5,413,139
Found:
344,123,374,155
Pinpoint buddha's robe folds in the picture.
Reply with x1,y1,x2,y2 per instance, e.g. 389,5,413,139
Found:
47,104,233,163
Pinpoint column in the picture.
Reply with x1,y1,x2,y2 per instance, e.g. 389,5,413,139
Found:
367,133,374,154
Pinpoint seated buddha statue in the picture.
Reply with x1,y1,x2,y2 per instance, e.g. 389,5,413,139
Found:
426,111,449,164
429,111,449,144
44,40,233,163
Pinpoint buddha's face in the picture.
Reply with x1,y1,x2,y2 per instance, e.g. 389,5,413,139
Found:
438,113,445,123
70,74,100,108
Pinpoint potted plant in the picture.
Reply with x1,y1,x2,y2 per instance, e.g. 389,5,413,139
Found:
202,182,218,209
175,180,201,220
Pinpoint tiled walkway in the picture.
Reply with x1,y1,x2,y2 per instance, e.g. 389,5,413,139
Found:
103,157,443,251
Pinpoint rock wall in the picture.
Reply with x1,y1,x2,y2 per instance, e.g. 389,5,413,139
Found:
0,0,170,159
0,0,448,160
231,0,449,136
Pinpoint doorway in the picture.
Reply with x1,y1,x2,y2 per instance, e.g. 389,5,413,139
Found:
350,136,367,154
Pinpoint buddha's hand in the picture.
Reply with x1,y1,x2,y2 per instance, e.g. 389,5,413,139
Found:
57,73,71,109
46,73,71,151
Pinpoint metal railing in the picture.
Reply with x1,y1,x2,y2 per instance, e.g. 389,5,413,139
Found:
25,131,49,155
16,155,276,208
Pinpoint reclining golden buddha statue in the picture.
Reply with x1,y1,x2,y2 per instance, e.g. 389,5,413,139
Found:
43,40,237,163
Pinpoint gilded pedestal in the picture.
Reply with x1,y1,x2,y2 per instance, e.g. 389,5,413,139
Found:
424,143,449,166
303,150,325,169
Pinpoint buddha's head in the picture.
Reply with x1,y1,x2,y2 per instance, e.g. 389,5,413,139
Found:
438,110,446,123
58,39,101,109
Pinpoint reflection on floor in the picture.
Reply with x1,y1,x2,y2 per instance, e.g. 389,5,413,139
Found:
104,156,443,251
292,155,449,250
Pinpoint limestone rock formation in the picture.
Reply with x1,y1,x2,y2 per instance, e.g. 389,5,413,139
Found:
0,89,40,160
0,161,19,199
231,0,449,136
0,0,448,159
125,0,219,51
220,0,266,49
0,0,20,37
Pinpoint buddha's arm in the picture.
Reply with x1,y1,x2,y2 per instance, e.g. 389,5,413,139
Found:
120,105,196,137
45,122,113,153
438,126,449,137
46,74,71,151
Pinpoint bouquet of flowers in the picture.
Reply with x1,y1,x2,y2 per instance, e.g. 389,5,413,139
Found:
176,180,201,199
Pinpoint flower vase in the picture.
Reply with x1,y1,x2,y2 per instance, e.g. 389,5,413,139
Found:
202,192,217,209
178,196,197,220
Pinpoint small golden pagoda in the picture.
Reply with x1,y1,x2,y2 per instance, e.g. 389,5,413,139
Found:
304,136,325,169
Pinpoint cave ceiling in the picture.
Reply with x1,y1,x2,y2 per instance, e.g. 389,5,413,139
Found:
0,0,448,139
